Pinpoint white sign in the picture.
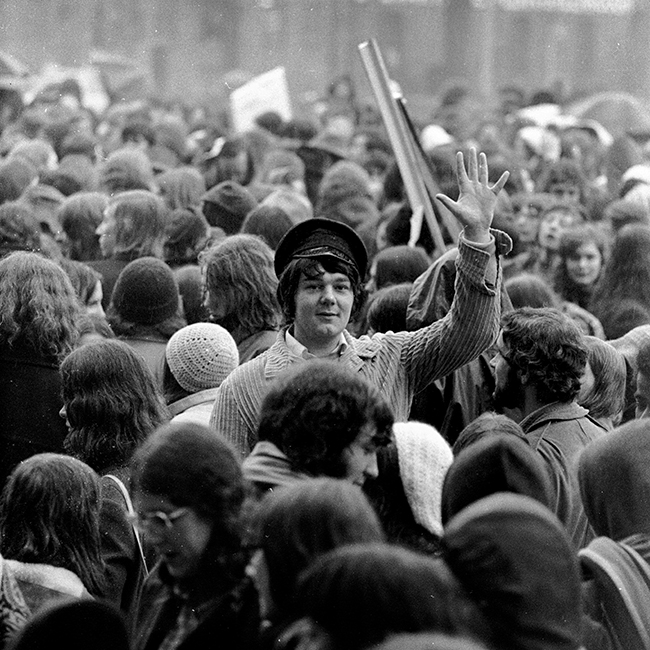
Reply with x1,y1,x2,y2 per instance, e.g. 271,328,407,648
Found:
230,67,292,134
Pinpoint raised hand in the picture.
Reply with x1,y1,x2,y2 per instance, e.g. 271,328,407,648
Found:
435,147,509,244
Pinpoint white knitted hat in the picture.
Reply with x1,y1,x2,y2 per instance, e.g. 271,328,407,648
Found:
165,323,239,393
393,421,453,537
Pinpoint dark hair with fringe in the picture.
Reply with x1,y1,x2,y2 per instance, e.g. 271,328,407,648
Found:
0,251,81,359
130,422,247,585
58,192,107,261
276,255,365,325
258,360,393,477
500,307,587,403
0,453,106,596
291,543,492,650
61,339,169,472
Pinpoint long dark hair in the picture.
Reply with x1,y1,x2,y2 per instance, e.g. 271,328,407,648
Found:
61,339,169,472
0,453,106,596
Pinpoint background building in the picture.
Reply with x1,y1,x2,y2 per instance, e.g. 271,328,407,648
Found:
0,0,648,121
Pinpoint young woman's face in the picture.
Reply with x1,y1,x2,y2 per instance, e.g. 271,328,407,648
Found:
565,242,602,287
538,208,582,252
134,493,213,582
86,281,105,318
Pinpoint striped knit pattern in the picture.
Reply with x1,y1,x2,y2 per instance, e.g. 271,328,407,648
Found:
210,235,504,458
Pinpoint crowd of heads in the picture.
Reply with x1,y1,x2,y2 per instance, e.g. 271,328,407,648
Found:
1,69,650,650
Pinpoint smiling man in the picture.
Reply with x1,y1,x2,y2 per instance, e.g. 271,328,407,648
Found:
210,148,512,457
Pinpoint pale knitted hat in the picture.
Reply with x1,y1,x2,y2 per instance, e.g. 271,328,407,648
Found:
393,421,453,537
165,322,239,393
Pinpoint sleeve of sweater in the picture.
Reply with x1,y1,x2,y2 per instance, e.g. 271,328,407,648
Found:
400,229,509,394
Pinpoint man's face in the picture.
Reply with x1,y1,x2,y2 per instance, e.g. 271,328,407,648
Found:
292,263,354,353
491,333,524,411
635,370,650,419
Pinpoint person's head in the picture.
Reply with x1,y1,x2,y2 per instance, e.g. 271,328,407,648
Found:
536,158,587,205
0,453,105,596
58,192,107,261
60,339,169,472
0,200,42,256
555,222,608,293
107,256,185,337
442,494,583,650
452,411,528,456
156,166,206,211
201,180,258,234
441,435,554,525
257,360,393,485
59,258,105,318
99,147,156,195
635,339,650,419
578,336,626,426
202,135,254,189
0,251,81,359
505,272,560,310
200,234,281,340
130,422,246,587
251,478,384,619
163,206,210,266
365,283,412,335
96,190,168,260
536,202,585,253
510,192,556,250
492,307,587,410
275,218,368,344
578,418,650,539
289,542,490,650
592,223,650,307
7,600,130,650
163,323,239,403
240,204,294,250
366,245,430,294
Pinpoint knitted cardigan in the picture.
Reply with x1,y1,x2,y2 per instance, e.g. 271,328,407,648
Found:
210,232,509,458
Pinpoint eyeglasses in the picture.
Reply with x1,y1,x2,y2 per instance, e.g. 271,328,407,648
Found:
127,507,190,534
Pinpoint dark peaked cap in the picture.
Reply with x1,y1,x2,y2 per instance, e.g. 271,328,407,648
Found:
274,217,368,279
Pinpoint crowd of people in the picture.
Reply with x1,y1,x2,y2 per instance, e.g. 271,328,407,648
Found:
1,69,650,650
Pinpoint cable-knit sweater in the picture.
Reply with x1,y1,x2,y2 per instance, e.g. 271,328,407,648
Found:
210,231,510,458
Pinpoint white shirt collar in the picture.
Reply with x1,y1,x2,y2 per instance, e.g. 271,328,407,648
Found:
285,328,348,360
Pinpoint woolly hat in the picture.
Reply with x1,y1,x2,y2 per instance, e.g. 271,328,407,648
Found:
316,160,373,213
111,257,180,325
393,421,453,537
201,180,257,234
165,322,239,393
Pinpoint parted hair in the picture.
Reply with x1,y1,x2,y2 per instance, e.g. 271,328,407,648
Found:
108,190,168,259
257,360,393,477
61,339,169,472
200,234,281,340
0,251,81,359
0,453,106,596
501,307,587,402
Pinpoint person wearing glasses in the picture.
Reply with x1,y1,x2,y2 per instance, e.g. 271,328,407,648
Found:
129,421,260,650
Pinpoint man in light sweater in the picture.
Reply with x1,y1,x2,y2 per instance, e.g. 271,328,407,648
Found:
210,148,511,458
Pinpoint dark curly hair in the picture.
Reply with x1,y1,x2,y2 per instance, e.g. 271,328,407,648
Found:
276,256,365,325
130,422,247,585
500,307,587,403
60,339,169,472
257,360,393,477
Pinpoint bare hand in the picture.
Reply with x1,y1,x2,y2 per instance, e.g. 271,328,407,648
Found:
435,148,509,244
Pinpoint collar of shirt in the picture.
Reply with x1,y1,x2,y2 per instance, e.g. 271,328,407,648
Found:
285,328,348,360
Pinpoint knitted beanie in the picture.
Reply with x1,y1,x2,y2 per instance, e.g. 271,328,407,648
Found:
112,257,180,325
201,180,258,234
165,322,239,393
393,421,453,537
316,160,373,215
